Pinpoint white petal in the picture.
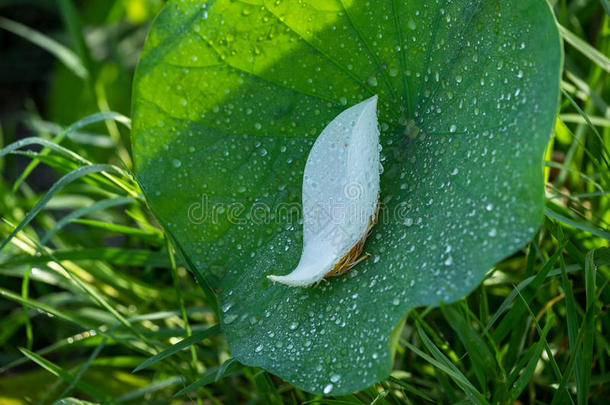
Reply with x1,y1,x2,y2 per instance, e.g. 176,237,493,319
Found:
268,95,380,287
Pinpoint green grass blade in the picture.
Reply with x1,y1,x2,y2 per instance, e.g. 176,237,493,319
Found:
511,284,567,399
407,325,488,405
116,376,185,402
560,253,582,398
58,0,93,76
1,164,122,252
72,219,162,241
387,376,434,403
173,366,219,397
18,348,110,402
545,207,610,241
551,278,609,405
0,137,91,164
23,116,116,148
2,247,171,268
558,24,610,74
441,303,499,389
39,197,136,246
0,287,88,327
173,358,241,397
51,398,98,405
561,89,610,164
59,327,115,399
491,243,565,341
133,325,220,372
0,16,88,79
215,357,241,381
579,250,598,404
14,112,131,191
508,316,554,402
166,236,198,370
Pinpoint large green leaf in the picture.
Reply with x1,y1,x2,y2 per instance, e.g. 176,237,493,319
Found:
131,0,561,395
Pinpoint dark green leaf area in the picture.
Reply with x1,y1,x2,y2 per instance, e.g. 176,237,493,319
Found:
132,0,561,394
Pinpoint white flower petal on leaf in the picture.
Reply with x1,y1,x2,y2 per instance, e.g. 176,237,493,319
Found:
268,95,381,287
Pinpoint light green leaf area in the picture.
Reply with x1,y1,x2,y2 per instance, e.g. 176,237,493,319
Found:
131,0,561,395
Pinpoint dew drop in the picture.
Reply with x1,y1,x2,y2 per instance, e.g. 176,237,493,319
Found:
224,314,238,324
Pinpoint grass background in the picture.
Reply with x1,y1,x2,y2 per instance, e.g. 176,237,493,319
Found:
0,0,608,403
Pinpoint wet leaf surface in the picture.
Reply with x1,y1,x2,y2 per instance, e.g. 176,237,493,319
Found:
132,0,561,394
